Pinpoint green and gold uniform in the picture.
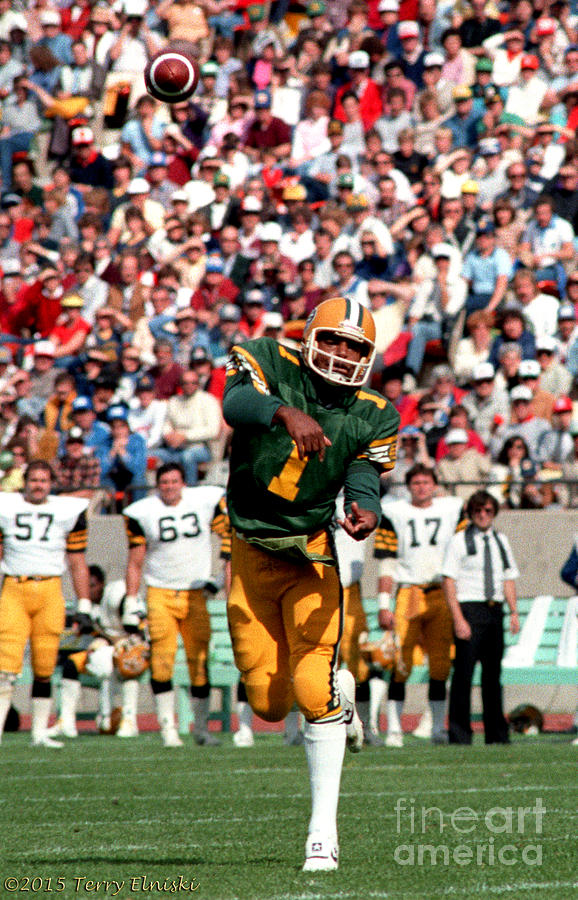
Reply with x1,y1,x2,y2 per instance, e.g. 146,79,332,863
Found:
223,338,399,723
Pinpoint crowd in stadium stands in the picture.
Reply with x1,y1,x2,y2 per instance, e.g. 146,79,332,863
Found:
0,0,578,509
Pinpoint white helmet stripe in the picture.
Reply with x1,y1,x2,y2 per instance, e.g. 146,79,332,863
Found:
344,298,364,330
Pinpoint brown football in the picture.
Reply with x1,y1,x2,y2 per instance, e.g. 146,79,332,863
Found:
144,48,200,104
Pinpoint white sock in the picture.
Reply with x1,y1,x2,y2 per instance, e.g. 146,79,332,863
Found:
31,697,53,743
155,690,177,732
121,679,139,724
60,679,81,731
98,677,112,720
430,700,446,738
387,699,404,735
0,681,14,741
369,677,386,733
192,695,210,736
284,707,301,741
237,700,253,733
304,719,346,838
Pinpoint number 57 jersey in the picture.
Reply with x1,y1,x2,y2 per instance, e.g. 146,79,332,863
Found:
0,494,88,576
123,486,225,589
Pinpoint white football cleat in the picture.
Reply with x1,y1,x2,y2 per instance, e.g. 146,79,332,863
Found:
194,731,221,746
161,727,183,748
233,727,255,748
385,732,404,748
337,669,363,753
572,736,578,746
32,734,64,749
117,718,139,738
412,715,433,740
45,719,77,739
303,832,339,872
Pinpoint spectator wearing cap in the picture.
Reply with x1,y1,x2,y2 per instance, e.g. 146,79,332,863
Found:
238,288,266,339
127,374,167,453
374,87,414,154
533,122,566,181
518,358,556,422
462,216,512,314
535,334,573,395
490,384,550,460
518,194,575,291
70,251,109,326
190,254,239,323
436,403,487,462
49,293,91,366
436,426,490,500
505,54,549,126
404,242,467,386
462,361,511,446
84,306,125,366
208,302,245,365
300,119,345,200
475,138,509,210
34,9,73,64
237,195,263,257
145,153,175,209
536,395,575,468
96,403,147,504
67,126,114,193
202,171,241,233
69,393,109,453
13,266,70,340
171,306,210,368
157,367,222,485
108,177,165,249
42,370,78,438
446,86,481,149
131,284,178,365
511,268,560,338
397,20,427,90
54,425,101,498
243,89,292,162
333,50,383,131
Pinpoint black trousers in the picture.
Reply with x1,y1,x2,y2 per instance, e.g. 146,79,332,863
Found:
449,602,509,745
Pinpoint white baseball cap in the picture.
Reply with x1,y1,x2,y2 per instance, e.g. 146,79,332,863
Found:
472,361,495,381
445,428,468,444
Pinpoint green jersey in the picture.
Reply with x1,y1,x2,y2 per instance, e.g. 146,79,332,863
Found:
223,338,400,539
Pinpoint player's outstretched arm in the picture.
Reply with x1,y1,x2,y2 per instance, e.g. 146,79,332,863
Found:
337,501,377,542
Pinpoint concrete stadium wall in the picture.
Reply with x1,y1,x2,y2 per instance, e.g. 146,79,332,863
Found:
71,509,577,601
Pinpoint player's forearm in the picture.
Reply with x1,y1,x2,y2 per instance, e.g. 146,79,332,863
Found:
126,547,145,596
343,459,381,521
67,552,90,609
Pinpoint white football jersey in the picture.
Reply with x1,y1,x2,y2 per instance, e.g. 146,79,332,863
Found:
333,494,365,589
124,486,225,589
0,493,89,576
377,496,466,585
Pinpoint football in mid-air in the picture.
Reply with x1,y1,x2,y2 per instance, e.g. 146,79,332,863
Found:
144,47,200,104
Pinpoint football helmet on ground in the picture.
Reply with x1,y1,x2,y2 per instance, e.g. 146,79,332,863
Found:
358,630,407,678
301,297,376,387
113,635,151,679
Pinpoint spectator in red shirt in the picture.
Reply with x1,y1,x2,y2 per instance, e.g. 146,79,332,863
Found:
435,404,486,461
49,293,91,366
147,339,184,401
243,89,292,162
190,254,239,328
333,50,383,131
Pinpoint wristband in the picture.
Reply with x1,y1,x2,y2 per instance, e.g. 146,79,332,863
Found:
378,591,393,612
77,597,92,616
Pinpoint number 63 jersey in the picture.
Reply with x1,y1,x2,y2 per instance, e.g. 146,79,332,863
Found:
0,494,88,576
123,486,225,589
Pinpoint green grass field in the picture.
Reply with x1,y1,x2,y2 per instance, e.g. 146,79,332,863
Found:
0,732,576,900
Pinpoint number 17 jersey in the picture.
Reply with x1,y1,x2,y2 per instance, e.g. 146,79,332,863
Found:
123,486,225,589
374,496,466,585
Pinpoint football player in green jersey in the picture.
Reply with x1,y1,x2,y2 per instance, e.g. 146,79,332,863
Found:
223,297,400,872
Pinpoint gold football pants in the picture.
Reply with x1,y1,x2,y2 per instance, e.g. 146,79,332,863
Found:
146,586,210,686
339,582,370,684
0,576,64,679
227,531,343,723
393,585,453,683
